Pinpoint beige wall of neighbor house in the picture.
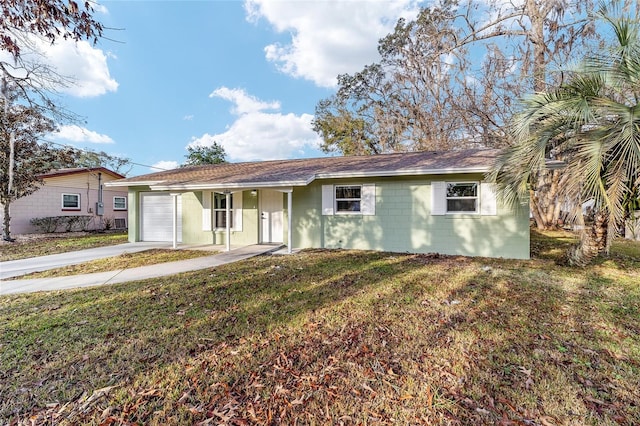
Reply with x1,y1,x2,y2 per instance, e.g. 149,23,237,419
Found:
4,169,129,235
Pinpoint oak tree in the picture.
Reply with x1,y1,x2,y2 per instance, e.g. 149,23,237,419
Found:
313,0,638,228
182,143,227,167
0,83,69,240
1,0,106,239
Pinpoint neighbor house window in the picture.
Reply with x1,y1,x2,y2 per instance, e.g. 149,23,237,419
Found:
113,196,127,210
114,218,127,229
62,193,80,210
335,185,361,213
214,193,233,228
446,182,478,213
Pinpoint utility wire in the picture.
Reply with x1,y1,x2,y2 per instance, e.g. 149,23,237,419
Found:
41,138,172,172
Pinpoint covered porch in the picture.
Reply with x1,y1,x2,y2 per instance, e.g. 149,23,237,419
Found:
135,186,296,254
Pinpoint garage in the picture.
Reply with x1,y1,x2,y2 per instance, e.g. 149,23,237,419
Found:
140,192,182,242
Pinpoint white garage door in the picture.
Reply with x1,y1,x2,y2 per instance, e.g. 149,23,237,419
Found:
140,192,182,242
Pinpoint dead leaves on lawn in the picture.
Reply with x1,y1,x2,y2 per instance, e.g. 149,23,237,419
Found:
4,247,639,425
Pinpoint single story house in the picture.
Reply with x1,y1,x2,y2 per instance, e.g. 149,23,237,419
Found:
106,149,530,259
5,167,129,235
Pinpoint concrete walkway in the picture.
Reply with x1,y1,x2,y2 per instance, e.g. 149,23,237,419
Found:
0,244,283,295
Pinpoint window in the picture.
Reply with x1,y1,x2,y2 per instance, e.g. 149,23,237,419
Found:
335,185,361,213
114,218,127,229
322,184,375,216
214,193,233,228
446,182,478,213
113,196,127,210
62,193,80,210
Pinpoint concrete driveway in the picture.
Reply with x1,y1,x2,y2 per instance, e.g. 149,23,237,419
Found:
0,243,283,295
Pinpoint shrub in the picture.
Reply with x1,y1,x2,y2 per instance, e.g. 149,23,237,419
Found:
77,216,93,231
64,216,81,232
30,216,95,233
102,216,114,230
30,217,63,233
63,215,93,232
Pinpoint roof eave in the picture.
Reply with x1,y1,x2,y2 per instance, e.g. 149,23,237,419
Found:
312,167,491,181
149,180,310,191
106,167,491,190
105,180,164,188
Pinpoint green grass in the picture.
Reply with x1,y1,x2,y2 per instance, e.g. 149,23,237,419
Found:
15,249,214,279
0,231,638,425
0,232,128,262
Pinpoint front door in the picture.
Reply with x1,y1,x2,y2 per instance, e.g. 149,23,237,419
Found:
260,190,283,243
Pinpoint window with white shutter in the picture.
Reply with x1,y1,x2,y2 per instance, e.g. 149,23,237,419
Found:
480,182,497,216
431,182,446,215
431,181,497,216
322,184,375,216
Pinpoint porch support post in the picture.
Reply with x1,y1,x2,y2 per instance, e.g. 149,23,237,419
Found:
287,190,293,254
225,191,231,252
170,192,179,249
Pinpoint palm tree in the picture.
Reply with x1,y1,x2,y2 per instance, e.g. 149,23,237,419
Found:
490,7,640,265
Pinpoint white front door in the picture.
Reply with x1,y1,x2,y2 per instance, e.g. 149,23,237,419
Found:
260,190,283,243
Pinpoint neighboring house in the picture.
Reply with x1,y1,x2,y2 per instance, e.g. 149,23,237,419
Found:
5,167,129,235
106,149,530,259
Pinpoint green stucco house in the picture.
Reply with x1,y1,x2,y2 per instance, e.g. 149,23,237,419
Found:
106,149,530,259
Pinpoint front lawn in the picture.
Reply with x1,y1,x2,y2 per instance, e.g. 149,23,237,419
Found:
0,232,128,262
1,232,638,425
14,249,214,279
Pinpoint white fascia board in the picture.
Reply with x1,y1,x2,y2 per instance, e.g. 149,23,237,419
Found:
311,167,490,181
105,180,164,187
149,180,308,191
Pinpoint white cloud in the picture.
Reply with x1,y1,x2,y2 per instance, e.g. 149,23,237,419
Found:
52,125,114,144
245,0,422,88
191,87,321,162
183,115,194,121
42,38,118,97
93,3,109,15
210,87,280,115
0,35,118,97
150,160,179,172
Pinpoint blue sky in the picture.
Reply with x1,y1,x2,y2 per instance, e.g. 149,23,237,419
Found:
36,0,426,176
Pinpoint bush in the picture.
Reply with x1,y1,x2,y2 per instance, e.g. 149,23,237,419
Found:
76,216,93,231
30,217,63,233
64,216,81,232
30,216,94,233
102,216,114,230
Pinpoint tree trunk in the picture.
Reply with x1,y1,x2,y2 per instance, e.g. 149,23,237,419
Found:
530,169,564,230
2,199,12,241
525,0,567,230
568,212,608,266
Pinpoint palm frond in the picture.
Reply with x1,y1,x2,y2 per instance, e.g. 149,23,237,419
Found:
492,5,640,260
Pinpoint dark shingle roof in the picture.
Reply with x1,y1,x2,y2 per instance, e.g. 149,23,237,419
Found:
108,149,499,189
40,167,125,179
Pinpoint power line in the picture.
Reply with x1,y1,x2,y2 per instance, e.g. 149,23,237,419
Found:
41,139,172,172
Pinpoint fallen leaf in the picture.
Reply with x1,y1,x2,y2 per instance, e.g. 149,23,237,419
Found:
361,383,377,396
539,415,557,426
525,377,534,390
584,395,607,405
518,366,532,376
